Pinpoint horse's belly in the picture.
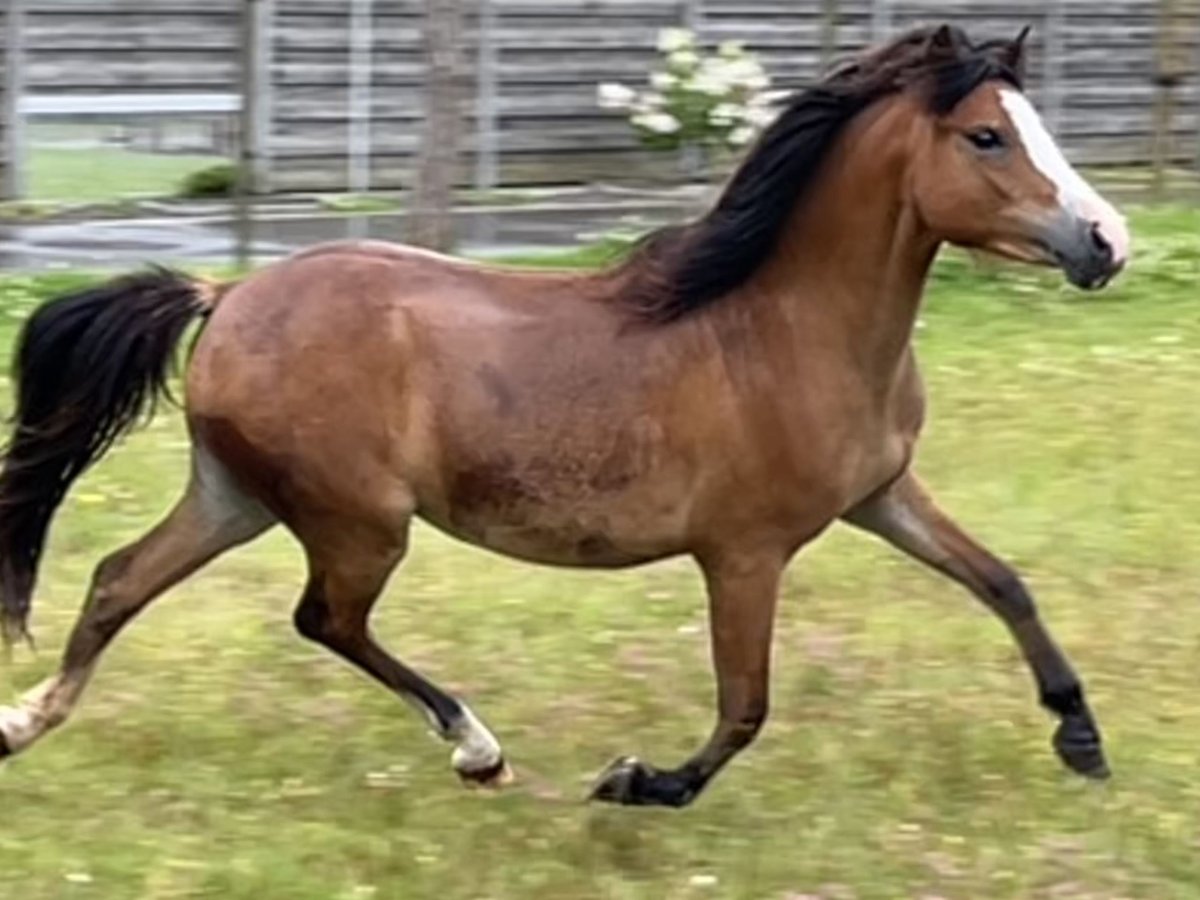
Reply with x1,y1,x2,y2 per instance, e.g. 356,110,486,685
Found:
416,455,693,569
419,510,680,569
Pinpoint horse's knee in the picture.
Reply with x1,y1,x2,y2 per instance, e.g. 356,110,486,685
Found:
981,566,1037,622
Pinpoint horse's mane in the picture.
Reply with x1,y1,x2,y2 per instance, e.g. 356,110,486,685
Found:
619,24,1027,322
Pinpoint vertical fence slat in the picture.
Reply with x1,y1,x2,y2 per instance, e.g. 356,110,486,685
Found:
242,0,273,195
871,0,892,43
2,0,26,201
1195,3,1200,173
821,0,839,69
474,0,498,192
1042,0,1065,135
348,0,373,196
1152,0,1191,195
237,0,273,267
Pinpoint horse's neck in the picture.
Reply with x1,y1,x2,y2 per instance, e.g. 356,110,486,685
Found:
733,100,939,392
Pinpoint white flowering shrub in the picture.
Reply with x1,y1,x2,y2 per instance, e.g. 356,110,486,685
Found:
597,28,783,158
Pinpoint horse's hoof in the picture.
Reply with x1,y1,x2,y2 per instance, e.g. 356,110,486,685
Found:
589,755,642,804
0,729,9,760
588,756,697,808
1053,715,1110,780
456,756,514,791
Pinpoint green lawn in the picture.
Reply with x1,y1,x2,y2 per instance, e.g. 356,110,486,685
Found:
28,147,222,203
0,206,1199,898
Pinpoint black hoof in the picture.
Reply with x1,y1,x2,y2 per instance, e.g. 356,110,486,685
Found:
0,730,10,759
588,756,699,808
455,756,513,790
1053,714,1109,780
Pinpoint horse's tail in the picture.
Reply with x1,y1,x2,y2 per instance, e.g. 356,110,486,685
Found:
0,267,229,643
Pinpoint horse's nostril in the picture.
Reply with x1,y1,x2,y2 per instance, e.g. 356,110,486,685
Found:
1089,223,1113,259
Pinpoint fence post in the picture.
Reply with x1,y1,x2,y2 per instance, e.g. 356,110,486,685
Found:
1195,2,1200,177
820,0,839,70
1042,0,1065,136
241,0,273,195
348,0,373,196
407,0,465,251
870,0,891,44
680,0,702,30
2,0,26,201
236,0,273,268
1152,0,1188,198
474,0,498,192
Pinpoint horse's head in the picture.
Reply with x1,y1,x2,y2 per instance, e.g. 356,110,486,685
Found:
903,25,1129,289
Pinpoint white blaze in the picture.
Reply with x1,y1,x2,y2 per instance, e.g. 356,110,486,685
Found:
999,89,1130,266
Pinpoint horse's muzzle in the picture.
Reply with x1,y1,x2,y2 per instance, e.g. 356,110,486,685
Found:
1038,210,1127,291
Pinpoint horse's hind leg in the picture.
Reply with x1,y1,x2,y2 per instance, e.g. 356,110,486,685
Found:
0,455,273,757
293,521,511,787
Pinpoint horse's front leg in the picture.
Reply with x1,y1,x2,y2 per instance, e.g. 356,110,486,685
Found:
844,470,1109,779
591,549,783,808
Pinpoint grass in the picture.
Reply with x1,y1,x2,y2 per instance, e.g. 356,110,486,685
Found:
0,205,1199,898
28,147,223,203
317,194,405,215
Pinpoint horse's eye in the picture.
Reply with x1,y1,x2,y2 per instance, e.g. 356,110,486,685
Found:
967,128,1005,152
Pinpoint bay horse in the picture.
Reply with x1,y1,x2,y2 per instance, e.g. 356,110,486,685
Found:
0,25,1128,808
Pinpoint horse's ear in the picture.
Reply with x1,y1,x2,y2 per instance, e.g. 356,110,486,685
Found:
930,25,956,50
927,24,965,59
1004,25,1032,74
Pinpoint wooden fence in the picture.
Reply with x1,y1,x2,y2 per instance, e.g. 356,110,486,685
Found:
1,0,1198,197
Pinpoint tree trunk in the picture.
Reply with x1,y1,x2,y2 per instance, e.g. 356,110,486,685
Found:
406,0,463,251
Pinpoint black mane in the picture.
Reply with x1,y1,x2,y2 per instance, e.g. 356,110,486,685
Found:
621,24,1026,322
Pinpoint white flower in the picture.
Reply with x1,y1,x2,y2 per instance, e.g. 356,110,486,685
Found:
692,61,734,96
657,27,695,54
718,40,745,59
745,71,770,91
724,58,770,91
693,73,731,96
634,91,666,114
597,82,636,110
728,125,756,147
650,70,677,91
709,103,740,126
743,105,779,128
633,112,682,135
668,48,700,70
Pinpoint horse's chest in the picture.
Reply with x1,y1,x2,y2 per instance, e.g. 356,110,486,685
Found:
839,378,927,504
755,370,926,517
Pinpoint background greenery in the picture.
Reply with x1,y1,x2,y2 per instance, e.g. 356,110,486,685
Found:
0,206,1197,899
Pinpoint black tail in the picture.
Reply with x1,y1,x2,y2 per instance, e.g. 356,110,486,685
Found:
0,266,218,643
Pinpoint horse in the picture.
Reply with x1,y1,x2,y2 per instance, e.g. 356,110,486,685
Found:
0,24,1128,808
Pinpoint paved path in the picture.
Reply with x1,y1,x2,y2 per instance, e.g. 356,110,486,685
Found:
0,189,708,271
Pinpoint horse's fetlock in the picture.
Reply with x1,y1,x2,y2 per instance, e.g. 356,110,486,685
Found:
1041,681,1086,717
